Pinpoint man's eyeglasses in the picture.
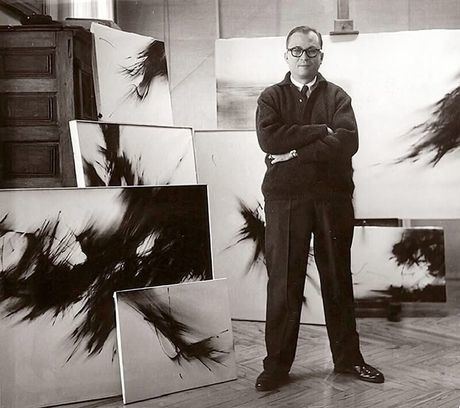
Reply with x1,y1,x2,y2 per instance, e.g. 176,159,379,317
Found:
287,47,322,58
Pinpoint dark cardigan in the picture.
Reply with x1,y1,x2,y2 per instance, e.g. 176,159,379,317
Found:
256,72,359,200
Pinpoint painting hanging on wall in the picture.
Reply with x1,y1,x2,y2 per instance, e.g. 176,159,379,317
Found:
352,226,446,303
114,279,237,404
216,30,460,218
70,120,196,187
194,130,325,325
0,185,212,408
91,23,173,125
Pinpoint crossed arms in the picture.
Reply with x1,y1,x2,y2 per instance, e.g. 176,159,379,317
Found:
256,90,359,164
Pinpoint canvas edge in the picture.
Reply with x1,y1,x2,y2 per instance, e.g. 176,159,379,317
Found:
68,120,86,187
113,292,128,404
89,23,102,120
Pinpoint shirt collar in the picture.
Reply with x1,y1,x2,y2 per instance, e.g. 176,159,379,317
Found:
290,74,317,92
278,72,326,88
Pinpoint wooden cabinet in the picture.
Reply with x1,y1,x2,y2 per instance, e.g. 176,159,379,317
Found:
0,25,97,188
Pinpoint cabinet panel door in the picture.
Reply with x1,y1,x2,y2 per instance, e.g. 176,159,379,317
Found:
3,141,59,177
0,48,55,78
0,92,57,126
0,30,75,188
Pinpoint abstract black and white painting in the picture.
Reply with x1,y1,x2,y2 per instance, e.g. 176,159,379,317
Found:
216,30,460,218
0,185,212,408
194,130,325,325
91,23,173,125
352,227,446,303
70,120,196,187
114,279,237,403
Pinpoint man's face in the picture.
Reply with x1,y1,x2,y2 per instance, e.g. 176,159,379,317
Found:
284,31,323,83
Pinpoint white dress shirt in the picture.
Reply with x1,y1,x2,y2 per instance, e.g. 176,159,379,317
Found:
290,75,317,98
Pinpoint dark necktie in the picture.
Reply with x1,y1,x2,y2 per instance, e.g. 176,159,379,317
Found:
301,85,309,97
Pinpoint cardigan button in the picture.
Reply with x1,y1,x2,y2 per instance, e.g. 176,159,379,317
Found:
299,98,303,102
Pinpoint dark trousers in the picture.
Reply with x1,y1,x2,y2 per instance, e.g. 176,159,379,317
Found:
263,196,364,374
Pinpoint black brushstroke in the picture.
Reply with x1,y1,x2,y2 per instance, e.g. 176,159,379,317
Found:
0,215,93,320
397,84,460,166
234,200,265,271
122,290,230,369
0,186,212,360
233,200,320,297
83,124,145,187
391,229,445,278
121,40,168,101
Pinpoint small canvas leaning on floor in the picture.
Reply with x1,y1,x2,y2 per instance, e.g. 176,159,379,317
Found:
114,279,237,404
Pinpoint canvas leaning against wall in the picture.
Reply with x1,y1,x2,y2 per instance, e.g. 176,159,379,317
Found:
70,120,196,187
216,30,460,219
114,279,237,404
194,130,325,325
0,185,213,408
352,226,446,303
91,23,173,125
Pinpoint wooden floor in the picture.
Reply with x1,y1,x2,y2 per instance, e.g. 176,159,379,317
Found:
56,281,460,408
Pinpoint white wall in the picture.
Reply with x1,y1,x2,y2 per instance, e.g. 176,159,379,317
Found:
117,0,460,129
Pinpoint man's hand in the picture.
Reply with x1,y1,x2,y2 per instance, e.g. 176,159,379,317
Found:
268,150,298,164
267,127,336,164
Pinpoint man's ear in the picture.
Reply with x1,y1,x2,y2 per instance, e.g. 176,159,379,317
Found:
319,51,324,64
284,51,288,62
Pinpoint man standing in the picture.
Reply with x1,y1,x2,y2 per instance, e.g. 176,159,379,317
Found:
255,26,384,391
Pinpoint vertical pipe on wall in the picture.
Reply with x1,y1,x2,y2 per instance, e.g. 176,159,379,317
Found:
164,0,171,81
275,0,280,35
112,0,118,23
216,0,221,39
337,0,349,20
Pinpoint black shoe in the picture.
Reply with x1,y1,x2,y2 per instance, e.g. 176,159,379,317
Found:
255,370,289,391
334,363,385,383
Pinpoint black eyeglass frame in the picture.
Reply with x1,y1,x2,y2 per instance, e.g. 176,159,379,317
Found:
287,47,322,58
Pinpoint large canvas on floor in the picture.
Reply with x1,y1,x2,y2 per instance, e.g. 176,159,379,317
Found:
194,130,325,325
0,185,212,408
216,30,460,218
352,227,446,302
70,120,196,187
91,23,173,125
114,279,237,404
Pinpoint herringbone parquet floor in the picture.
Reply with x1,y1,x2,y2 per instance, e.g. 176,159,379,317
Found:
56,282,460,408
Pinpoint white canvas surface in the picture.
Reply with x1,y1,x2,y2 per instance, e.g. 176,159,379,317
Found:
91,23,173,125
70,120,197,187
0,185,212,408
351,226,446,302
0,304,121,408
114,279,237,404
216,30,460,219
194,130,325,325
